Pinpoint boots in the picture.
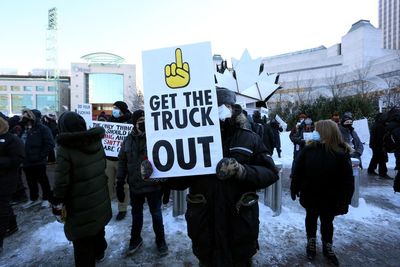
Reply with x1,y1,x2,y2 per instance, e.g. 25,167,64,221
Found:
306,237,316,260
323,242,339,266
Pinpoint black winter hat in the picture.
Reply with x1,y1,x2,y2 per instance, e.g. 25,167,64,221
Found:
131,109,144,125
58,111,87,133
31,109,42,120
216,87,236,106
113,101,129,114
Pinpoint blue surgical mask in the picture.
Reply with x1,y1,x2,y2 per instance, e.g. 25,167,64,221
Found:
312,130,321,141
112,109,121,118
218,105,232,121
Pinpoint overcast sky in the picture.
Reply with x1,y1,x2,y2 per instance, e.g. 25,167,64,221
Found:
0,0,378,77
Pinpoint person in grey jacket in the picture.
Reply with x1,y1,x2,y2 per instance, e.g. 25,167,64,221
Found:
116,109,168,257
338,112,364,167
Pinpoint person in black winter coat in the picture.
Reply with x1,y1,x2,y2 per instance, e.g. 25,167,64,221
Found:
19,109,55,208
291,120,354,266
252,110,275,155
106,101,132,221
42,114,58,164
0,117,25,254
269,117,283,158
368,113,391,179
154,88,280,266
116,110,168,256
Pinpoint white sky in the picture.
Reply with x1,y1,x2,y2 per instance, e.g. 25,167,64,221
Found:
0,0,378,81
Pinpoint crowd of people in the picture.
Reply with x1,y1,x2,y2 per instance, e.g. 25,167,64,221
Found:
0,89,399,266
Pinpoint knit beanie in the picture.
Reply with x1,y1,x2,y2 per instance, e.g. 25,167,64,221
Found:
131,109,144,125
113,101,129,114
216,87,236,106
58,111,87,133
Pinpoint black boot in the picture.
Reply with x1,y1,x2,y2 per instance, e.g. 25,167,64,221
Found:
323,242,339,266
306,237,316,260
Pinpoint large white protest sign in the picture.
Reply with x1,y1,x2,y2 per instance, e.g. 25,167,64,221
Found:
142,42,223,178
76,103,92,129
92,121,133,157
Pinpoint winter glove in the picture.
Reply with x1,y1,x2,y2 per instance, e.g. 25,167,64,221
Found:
216,157,246,180
290,191,299,201
141,160,154,180
52,203,67,223
116,181,126,203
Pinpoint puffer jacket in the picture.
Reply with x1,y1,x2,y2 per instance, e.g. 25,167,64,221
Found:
20,109,54,167
290,142,354,215
164,114,279,266
0,118,25,196
53,127,112,241
117,130,160,194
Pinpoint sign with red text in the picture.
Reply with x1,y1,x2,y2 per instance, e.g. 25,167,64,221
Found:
142,42,223,178
92,121,133,157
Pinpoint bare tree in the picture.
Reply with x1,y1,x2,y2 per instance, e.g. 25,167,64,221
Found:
325,70,344,98
352,63,375,97
302,78,315,104
381,76,400,108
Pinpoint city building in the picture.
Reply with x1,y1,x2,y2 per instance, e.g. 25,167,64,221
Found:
0,74,70,116
70,52,137,118
379,0,400,50
261,20,400,105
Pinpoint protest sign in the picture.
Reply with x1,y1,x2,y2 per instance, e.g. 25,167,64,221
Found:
142,42,223,178
76,103,92,129
92,121,133,157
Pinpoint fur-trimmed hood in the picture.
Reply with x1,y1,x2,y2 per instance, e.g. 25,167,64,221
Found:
0,117,9,134
57,127,105,154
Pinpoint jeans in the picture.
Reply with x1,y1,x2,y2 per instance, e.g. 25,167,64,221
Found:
305,208,335,243
23,164,51,201
72,228,107,267
130,190,165,243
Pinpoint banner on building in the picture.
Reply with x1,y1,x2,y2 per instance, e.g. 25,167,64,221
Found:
142,42,223,178
92,121,133,157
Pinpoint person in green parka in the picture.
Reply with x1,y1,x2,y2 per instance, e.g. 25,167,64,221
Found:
51,111,112,267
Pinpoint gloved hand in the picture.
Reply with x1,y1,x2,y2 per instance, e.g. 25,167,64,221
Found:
141,160,153,180
216,157,246,180
116,181,126,203
52,203,66,223
290,191,299,201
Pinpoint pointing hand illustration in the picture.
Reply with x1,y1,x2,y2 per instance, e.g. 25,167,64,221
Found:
165,48,190,88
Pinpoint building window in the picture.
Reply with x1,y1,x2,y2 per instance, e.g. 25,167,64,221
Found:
11,86,21,91
48,86,57,92
0,85,7,91
36,95,56,113
36,86,45,91
24,86,34,91
11,94,33,113
0,95,9,113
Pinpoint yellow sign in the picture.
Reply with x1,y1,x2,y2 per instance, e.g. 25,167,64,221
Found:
164,48,190,89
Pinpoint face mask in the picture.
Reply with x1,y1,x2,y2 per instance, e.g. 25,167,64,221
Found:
112,109,121,118
218,105,232,121
138,122,145,133
312,131,321,141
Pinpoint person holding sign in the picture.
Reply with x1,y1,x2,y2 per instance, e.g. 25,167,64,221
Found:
106,101,132,221
155,87,279,266
116,110,168,257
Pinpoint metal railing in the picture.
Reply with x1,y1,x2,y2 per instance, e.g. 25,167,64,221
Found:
350,158,360,207
172,189,187,217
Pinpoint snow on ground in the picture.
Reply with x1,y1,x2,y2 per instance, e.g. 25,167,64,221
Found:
1,128,399,266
